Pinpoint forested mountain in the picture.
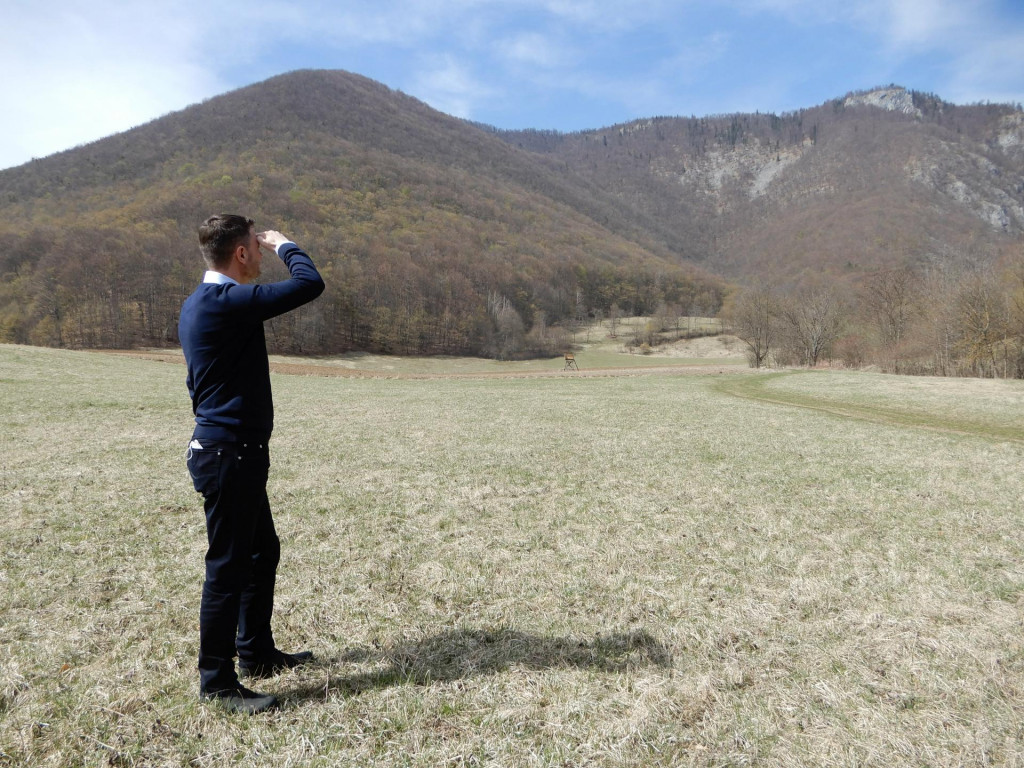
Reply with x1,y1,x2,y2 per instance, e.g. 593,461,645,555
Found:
1,71,1022,361
497,86,1024,280
0,70,723,356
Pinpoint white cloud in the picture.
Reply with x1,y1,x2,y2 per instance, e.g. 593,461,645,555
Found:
879,0,964,46
497,32,575,68
729,0,1024,105
411,55,495,119
0,0,226,169
944,30,1024,105
727,0,846,24
539,0,674,28
659,32,731,82
269,0,495,48
731,0,972,42
857,0,973,49
865,0,1024,104
300,6,438,46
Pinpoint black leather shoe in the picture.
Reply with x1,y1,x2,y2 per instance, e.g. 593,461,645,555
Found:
239,650,314,679
200,685,279,714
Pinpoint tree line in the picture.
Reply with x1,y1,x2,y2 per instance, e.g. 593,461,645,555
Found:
724,250,1024,378
0,221,725,360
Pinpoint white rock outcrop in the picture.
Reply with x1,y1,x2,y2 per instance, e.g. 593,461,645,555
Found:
996,113,1024,157
844,87,922,117
664,138,807,203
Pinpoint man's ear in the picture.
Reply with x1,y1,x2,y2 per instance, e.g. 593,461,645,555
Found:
234,243,249,264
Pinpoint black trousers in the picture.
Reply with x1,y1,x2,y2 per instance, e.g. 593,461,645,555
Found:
187,439,280,692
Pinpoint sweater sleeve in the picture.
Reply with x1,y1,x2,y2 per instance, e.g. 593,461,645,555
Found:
221,242,325,321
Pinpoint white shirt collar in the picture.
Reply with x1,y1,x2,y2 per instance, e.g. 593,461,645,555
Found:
203,270,238,285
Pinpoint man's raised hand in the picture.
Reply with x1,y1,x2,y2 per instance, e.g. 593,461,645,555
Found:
256,230,290,252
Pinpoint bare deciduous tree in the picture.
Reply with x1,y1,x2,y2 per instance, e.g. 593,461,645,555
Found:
862,266,920,372
780,286,845,367
487,292,525,359
726,286,778,368
608,303,622,338
956,268,1007,377
1008,256,1024,377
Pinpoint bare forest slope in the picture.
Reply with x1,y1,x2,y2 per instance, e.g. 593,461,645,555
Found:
498,87,1024,280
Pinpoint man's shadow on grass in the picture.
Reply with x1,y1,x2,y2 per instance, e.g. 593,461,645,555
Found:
286,628,672,700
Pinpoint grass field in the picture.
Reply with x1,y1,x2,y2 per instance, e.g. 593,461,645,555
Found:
1,344,1023,766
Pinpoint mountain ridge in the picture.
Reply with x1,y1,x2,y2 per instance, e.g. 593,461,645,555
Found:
495,83,1024,276
1,71,1022,357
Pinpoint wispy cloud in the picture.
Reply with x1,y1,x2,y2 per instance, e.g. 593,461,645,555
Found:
860,0,1024,104
945,29,1024,105
658,32,732,83
411,55,496,120
496,31,576,69
537,0,673,29
874,0,969,47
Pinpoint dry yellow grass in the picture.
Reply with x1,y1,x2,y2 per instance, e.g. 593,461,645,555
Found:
1,344,1023,766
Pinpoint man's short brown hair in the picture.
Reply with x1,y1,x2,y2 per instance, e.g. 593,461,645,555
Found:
198,214,255,269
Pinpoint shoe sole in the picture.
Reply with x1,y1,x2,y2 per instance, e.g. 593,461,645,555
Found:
201,693,279,714
239,653,314,679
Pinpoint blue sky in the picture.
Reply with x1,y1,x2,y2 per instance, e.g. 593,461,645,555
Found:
2,0,1024,171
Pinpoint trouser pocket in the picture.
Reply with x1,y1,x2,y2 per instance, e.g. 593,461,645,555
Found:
186,444,225,497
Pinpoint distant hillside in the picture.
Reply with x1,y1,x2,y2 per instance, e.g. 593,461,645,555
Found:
1,72,1021,359
0,70,723,356
497,86,1024,281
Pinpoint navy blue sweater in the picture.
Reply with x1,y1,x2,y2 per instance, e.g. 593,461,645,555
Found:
179,243,325,443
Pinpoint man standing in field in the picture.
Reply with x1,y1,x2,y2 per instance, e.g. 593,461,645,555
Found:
179,214,325,713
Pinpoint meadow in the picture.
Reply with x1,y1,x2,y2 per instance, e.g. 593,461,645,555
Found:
1,343,1022,767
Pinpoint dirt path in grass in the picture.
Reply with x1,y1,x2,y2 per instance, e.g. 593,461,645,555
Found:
715,372,1024,444
98,349,756,380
